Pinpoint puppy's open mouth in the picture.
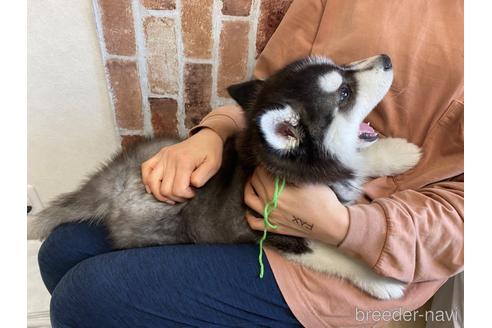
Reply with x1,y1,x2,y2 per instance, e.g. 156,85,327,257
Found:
359,122,378,142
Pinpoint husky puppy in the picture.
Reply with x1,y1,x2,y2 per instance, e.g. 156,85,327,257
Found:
29,55,421,299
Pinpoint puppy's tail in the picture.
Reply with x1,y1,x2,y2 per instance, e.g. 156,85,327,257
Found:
27,190,109,240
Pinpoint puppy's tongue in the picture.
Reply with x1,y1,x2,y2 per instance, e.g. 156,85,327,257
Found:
359,122,378,142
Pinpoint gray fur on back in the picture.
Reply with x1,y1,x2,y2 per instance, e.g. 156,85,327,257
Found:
30,138,259,249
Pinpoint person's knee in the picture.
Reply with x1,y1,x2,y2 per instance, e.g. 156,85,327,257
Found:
50,289,76,328
38,225,74,293
50,266,86,327
50,267,96,327
50,256,130,328
38,223,111,293
38,224,74,267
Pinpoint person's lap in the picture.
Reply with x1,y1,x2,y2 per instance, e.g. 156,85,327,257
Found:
38,223,300,327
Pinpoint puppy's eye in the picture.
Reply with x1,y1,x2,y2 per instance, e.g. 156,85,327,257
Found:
338,85,351,102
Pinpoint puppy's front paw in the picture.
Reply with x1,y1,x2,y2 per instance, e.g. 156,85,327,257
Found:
361,138,422,177
385,138,422,175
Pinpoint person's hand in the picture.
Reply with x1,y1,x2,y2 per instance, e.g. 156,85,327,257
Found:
244,166,350,245
141,128,223,204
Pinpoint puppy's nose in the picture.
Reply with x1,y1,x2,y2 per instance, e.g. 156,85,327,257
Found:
381,54,392,70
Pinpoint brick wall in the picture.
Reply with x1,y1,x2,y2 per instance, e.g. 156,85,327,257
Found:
93,0,293,148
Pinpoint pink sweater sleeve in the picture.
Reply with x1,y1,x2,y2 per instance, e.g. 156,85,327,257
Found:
189,104,246,142
338,178,464,283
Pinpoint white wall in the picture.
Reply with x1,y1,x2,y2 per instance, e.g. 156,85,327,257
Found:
28,0,120,204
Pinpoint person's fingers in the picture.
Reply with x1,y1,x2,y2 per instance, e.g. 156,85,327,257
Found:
245,213,304,238
254,166,275,197
245,214,282,233
244,181,265,215
246,175,285,220
172,160,196,199
148,162,171,203
160,157,186,203
249,170,269,200
190,157,220,188
141,154,161,193
245,214,265,231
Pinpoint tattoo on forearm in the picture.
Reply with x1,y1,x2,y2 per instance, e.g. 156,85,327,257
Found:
292,216,314,231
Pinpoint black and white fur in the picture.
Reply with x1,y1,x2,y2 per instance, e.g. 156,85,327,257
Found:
28,55,421,299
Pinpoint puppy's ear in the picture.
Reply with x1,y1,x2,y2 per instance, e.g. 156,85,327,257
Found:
259,106,303,152
227,80,263,109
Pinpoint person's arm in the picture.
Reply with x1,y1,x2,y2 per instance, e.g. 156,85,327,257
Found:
141,105,245,203
244,168,463,284
339,177,464,283
244,166,350,245
188,104,246,142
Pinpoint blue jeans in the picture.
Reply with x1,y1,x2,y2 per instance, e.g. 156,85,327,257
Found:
38,223,300,327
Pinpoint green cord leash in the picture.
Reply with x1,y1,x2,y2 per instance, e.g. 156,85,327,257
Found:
258,176,286,278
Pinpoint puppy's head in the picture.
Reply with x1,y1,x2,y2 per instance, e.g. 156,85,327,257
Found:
228,54,393,183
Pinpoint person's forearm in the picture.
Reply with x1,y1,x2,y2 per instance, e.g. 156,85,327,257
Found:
189,104,246,142
338,180,464,283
